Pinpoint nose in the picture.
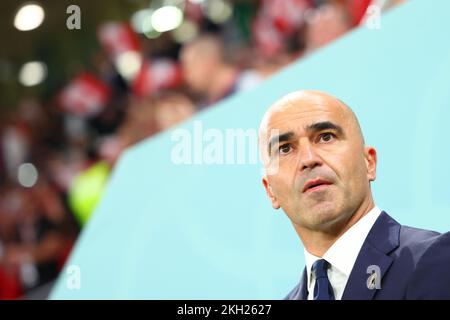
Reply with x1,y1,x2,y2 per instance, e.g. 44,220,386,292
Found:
297,139,322,171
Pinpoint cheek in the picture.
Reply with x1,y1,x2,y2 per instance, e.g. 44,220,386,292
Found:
268,167,297,202
325,144,362,173
334,153,368,191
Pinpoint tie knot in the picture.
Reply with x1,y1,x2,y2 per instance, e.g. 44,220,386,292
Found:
312,259,330,279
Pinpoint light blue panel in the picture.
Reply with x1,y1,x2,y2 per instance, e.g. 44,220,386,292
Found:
51,0,450,299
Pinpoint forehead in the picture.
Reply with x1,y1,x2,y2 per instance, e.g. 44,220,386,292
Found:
265,98,349,135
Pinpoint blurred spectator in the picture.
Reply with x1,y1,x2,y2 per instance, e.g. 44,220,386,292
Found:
1,120,30,181
180,34,262,107
117,96,159,148
0,182,77,298
304,2,352,53
153,91,197,131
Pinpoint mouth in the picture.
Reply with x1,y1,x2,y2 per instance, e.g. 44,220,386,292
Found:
302,178,333,193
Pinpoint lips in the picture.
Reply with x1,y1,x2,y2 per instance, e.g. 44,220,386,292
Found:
302,178,332,193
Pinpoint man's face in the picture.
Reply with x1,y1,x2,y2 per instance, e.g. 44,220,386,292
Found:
154,96,195,130
181,47,215,93
261,94,376,233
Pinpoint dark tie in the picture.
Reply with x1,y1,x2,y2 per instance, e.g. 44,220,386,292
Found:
312,259,335,300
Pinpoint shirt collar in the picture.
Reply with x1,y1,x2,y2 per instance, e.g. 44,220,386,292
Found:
303,206,382,289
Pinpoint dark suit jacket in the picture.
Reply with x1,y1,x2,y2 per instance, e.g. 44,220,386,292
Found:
285,211,450,300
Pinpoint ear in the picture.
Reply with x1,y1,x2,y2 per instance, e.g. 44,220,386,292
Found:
262,176,280,210
364,146,377,182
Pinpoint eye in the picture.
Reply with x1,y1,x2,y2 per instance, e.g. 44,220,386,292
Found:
278,143,292,155
318,132,336,143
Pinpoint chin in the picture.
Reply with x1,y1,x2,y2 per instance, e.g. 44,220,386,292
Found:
306,203,343,230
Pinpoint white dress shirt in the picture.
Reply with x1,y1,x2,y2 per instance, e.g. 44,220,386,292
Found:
304,206,381,300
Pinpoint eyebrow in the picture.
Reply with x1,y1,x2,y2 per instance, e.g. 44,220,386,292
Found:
267,121,343,155
306,121,343,136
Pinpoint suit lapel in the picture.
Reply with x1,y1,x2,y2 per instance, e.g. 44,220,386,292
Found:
298,267,308,299
341,211,400,300
289,267,308,300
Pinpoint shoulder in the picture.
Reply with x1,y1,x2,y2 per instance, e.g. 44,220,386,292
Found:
378,216,442,267
404,231,450,299
397,225,441,262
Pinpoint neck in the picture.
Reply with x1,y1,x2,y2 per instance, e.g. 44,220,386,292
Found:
296,196,375,257
207,64,238,103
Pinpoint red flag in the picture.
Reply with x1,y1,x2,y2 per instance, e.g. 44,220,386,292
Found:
58,73,111,118
252,12,285,57
266,0,310,35
97,22,141,59
132,59,182,97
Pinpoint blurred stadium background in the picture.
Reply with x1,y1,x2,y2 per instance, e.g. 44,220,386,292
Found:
0,0,407,299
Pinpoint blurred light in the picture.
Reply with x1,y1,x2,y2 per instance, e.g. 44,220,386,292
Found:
18,61,47,86
130,9,153,34
144,28,162,39
204,0,232,24
142,13,161,39
18,163,38,188
151,5,183,33
188,0,205,4
115,51,142,81
162,0,185,7
130,8,162,38
14,3,45,31
171,19,199,43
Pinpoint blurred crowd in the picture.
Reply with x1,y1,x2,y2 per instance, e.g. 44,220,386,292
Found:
0,0,405,298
